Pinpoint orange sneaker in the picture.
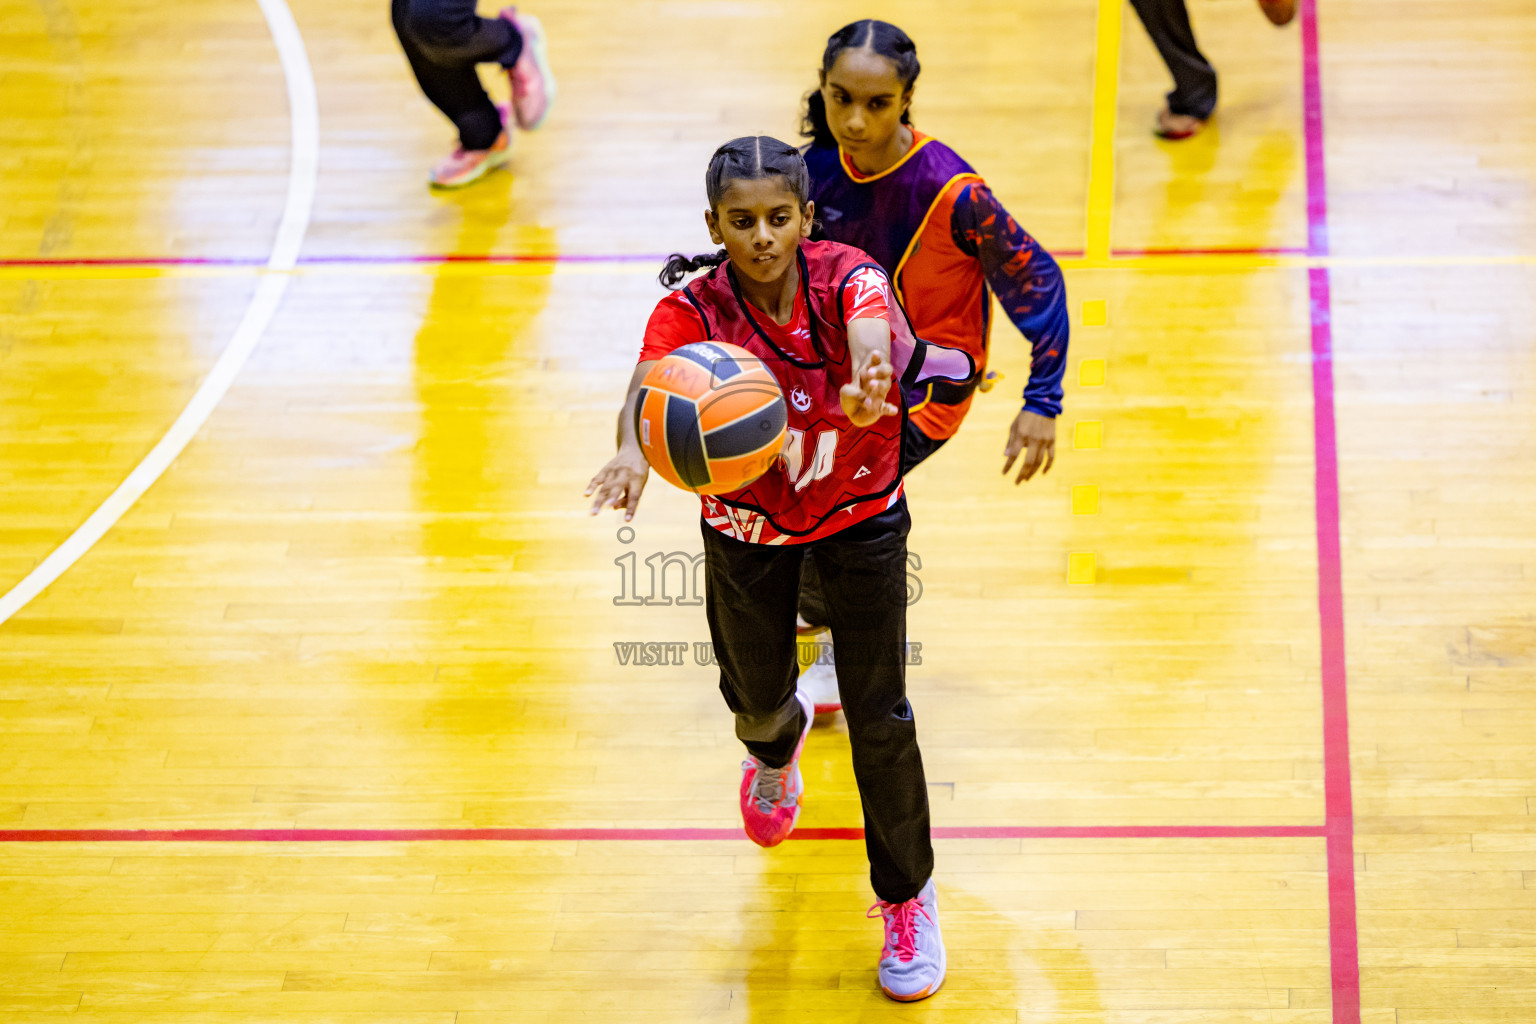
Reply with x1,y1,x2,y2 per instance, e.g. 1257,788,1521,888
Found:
501,7,555,130
738,690,814,848
428,130,511,189
1258,0,1297,25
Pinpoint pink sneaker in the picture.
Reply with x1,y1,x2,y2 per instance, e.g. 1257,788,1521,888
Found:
429,130,511,189
501,7,555,130
738,690,814,848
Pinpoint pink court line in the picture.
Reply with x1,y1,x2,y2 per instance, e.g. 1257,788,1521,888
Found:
1300,0,1361,1021
0,245,1325,270
0,825,1327,843
1109,245,1307,256
0,253,669,267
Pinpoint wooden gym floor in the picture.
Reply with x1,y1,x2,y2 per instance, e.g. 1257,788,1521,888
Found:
2,0,1535,1019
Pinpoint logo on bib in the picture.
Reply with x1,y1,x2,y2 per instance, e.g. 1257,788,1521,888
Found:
789,387,812,412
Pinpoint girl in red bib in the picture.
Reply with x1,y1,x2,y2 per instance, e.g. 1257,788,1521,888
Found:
586,137,953,1002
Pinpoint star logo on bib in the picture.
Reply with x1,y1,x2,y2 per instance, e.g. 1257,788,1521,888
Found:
850,267,889,309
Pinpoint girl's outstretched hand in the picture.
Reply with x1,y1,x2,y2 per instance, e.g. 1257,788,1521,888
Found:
1002,408,1056,484
586,448,651,520
840,349,899,427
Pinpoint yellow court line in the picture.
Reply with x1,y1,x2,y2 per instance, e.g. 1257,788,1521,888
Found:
0,266,175,281
7,253,1536,282
1084,0,1123,262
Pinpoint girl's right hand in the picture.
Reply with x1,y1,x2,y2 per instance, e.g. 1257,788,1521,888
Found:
585,448,651,520
840,349,899,427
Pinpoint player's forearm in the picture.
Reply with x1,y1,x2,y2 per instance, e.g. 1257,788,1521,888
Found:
954,183,1071,416
846,317,892,367
843,318,893,424
981,236,1069,417
615,361,655,449
1016,288,1069,417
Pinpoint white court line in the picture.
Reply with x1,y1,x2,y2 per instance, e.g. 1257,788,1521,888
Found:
0,0,318,626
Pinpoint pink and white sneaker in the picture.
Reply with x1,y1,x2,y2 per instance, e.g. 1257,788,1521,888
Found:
738,689,814,848
428,129,511,189
870,878,946,1001
500,7,555,130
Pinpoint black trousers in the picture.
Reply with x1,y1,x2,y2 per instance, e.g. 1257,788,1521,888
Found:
391,0,524,150
1129,0,1218,119
799,415,945,628
702,500,934,904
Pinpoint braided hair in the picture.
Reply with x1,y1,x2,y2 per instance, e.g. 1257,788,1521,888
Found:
801,20,921,148
658,136,813,289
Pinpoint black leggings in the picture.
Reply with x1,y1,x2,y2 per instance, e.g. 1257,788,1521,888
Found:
703,501,934,904
799,415,945,628
1128,0,1218,119
391,0,524,150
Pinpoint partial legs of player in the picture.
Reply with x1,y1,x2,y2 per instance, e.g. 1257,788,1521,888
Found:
390,0,555,188
1128,0,1218,140
1129,0,1297,140
795,417,947,719
703,504,943,998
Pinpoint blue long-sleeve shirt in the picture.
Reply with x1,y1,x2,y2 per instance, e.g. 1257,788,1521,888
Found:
951,181,1070,418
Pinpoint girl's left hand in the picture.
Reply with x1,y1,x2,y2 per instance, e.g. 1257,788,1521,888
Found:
1002,409,1056,483
840,350,899,427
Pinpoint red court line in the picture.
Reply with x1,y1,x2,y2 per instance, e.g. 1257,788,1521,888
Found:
0,825,1326,843
1301,1,1362,1022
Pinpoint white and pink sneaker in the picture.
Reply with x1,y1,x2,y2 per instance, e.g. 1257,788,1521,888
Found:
870,878,946,1001
797,624,841,716
500,7,555,130
738,690,814,848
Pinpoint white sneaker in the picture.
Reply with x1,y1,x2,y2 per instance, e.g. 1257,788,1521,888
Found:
798,652,840,715
796,622,840,715
870,878,946,1001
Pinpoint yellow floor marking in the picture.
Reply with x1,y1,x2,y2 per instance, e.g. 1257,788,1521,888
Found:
1084,0,1123,261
